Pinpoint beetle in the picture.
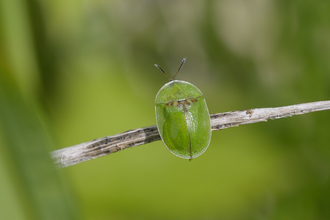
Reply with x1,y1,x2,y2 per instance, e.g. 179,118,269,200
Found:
154,58,211,160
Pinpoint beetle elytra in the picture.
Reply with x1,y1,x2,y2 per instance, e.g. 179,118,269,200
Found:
154,58,211,160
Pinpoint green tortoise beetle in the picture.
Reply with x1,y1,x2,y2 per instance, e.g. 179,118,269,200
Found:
154,58,211,160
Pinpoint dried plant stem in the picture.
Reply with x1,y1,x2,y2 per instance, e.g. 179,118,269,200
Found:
51,100,330,168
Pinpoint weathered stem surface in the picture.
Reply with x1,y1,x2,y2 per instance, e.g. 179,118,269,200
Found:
51,100,330,168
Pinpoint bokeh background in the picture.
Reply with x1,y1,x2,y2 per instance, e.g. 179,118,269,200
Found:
1,0,330,219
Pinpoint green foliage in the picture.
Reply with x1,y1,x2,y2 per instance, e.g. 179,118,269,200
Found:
0,74,78,219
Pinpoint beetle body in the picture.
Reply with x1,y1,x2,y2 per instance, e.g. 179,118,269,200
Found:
155,80,211,159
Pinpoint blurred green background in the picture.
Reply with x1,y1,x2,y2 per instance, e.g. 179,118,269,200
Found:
1,0,330,219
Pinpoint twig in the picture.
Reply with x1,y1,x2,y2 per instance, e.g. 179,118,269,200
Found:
51,100,330,168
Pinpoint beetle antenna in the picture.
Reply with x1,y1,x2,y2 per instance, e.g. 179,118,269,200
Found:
154,64,172,81
172,57,186,80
